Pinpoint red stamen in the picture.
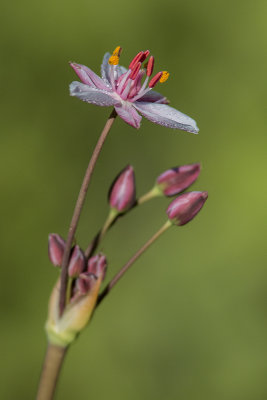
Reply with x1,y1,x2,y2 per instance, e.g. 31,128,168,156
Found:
148,71,163,88
140,50,150,62
129,62,141,80
129,52,144,69
146,56,154,77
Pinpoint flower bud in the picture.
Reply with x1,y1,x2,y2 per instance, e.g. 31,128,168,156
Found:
108,165,136,213
87,253,107,281
156,163,201,197
166,191,208,226
76,273,96,295
68,245,85,278
48,233,66,267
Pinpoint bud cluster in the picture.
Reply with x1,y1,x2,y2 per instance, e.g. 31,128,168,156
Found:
48,234,107,301
47,235,108,346
47,161,207,347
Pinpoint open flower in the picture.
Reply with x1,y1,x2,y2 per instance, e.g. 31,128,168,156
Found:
69,47,199,132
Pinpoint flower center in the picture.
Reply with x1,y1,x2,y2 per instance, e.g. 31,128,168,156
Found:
108,47,169,102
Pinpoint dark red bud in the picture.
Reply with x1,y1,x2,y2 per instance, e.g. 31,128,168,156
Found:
68,245,85,277
109,165,136,213
48,233,65,267
157,163,201,196
166,191,208,226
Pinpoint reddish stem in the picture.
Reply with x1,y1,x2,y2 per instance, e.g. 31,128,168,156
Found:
97,220,171,306
59,109,117,314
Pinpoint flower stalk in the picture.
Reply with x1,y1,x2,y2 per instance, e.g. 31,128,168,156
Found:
38,46,207,400
59,108,117,315
36,344,67,400
97,220,172,306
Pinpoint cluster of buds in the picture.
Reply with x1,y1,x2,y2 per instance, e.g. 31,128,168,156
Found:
106,162,207,227
46,161,207,347
47,235,107,347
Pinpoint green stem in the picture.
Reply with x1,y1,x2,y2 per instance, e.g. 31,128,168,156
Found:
84,208,118,259
97,220,171,306
85,186,161,259
138,186,161,205
99,208,118,242
36,344,67,400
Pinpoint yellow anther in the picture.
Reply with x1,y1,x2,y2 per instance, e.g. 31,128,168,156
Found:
160,71,170,83
109,46,122,65
109,55,120,65
112,46,122,57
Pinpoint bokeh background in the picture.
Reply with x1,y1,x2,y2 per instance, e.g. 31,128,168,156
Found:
1,0,267,399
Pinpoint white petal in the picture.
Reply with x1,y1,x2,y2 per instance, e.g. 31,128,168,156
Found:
137,90,168,104
101,52,128,85
70,82,119,107
116,65,128,76
115,103,142,128
101,53,112,87
133,102,199,133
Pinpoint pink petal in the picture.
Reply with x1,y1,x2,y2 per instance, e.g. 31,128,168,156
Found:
70,82,119,107
70,62,111,91
115,103,142,128
133,102,199,133
137,90,169,104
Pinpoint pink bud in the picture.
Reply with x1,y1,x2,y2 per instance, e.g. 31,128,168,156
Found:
68,245,85,277
166,191,208,226
109,165,136,212
87,253,107,281
48,233,66,267
157,163,201,196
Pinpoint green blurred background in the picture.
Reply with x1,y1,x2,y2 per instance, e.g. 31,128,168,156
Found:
1,0,267,399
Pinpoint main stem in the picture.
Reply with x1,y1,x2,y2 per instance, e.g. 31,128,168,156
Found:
36,344,67,400
97,220,171,306
59,109,117,314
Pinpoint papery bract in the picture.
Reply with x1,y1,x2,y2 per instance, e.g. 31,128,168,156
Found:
69,47,199,132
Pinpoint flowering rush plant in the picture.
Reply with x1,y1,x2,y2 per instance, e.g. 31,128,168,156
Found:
37,47,208,400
